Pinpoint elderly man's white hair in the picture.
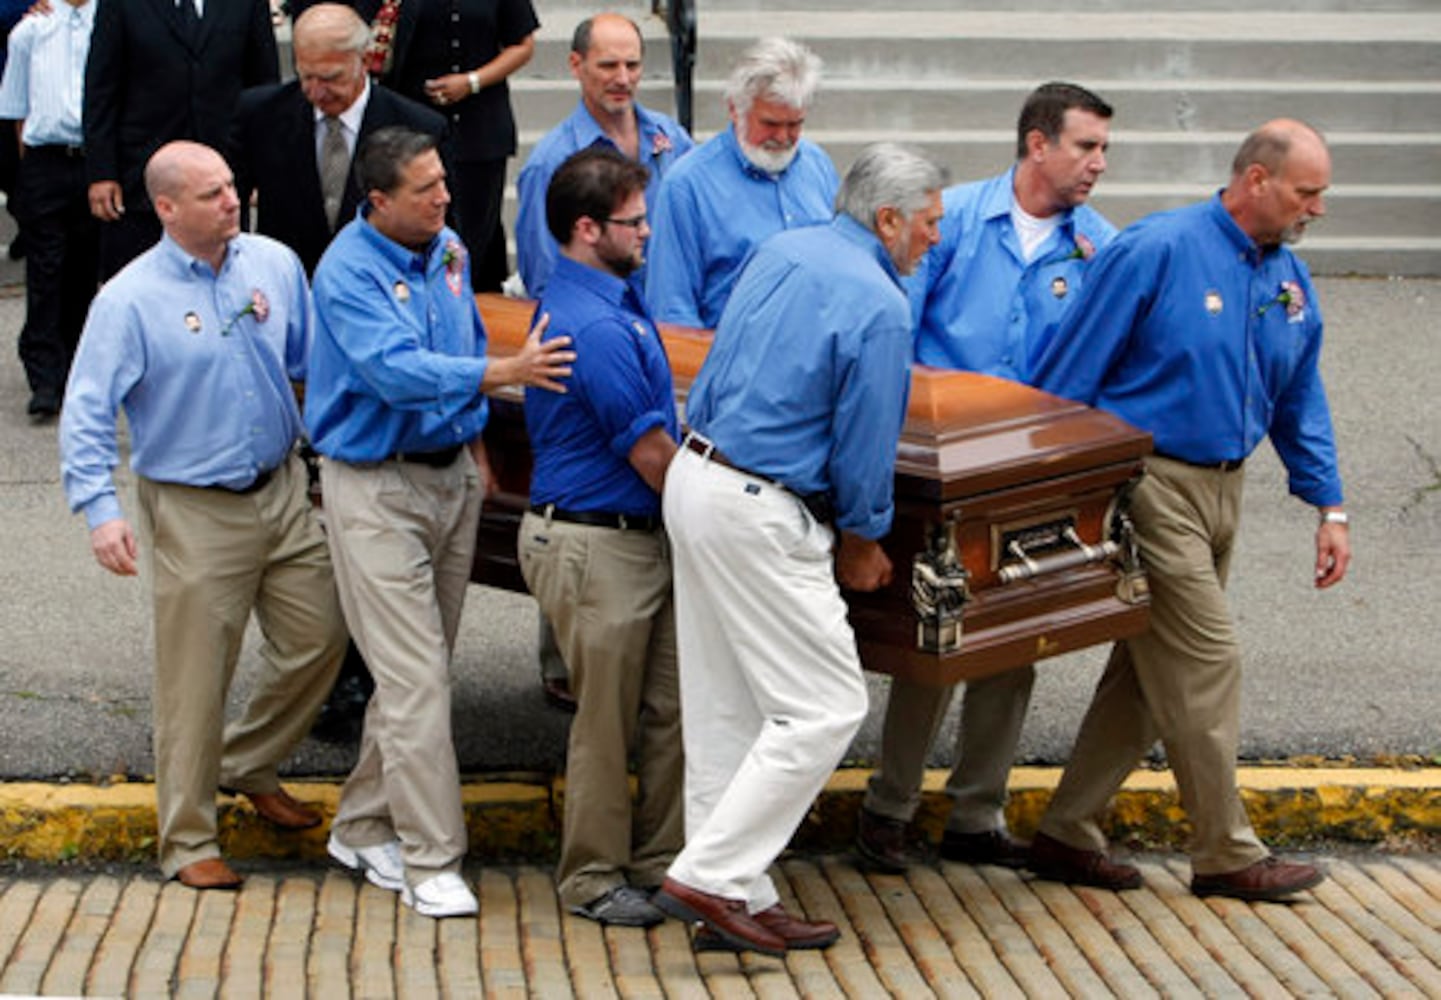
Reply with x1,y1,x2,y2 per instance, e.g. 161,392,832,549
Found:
836,143,947,233
723,36,822,118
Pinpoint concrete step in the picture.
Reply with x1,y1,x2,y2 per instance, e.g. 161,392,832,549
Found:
510,77,1441,135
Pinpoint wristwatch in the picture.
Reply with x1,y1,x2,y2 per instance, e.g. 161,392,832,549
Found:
1319,510,1349,526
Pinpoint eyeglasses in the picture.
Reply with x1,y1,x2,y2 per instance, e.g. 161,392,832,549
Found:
603,212,648,229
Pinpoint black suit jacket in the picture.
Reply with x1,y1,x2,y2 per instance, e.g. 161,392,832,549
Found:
232,82,448,275
84,0,278,207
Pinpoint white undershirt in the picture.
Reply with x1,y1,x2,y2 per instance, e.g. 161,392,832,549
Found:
1011,198,1060,263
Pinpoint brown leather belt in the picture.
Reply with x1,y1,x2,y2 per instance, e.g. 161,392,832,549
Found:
1153,451,1245,473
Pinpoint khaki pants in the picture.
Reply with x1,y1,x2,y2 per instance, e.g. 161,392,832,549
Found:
864,665,1035,833
136,456,347,877
518,512,683,908
322,454,482,884
1038,456,1268,875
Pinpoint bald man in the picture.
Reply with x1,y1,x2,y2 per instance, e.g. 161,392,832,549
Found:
1025,120,1350,901
60,141,348,889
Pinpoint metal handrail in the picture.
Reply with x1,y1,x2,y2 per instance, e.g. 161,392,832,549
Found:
654,0,696,134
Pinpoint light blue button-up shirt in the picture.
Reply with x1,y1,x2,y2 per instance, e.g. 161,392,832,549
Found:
0,0,95,147
514,99,693,298
306,208,492,462
61,233,312,530
644,126,838,328
907,167,1117,381
1031,193,1343,507
686,215,912,539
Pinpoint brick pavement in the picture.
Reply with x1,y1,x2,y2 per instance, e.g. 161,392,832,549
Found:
2,851,1438,996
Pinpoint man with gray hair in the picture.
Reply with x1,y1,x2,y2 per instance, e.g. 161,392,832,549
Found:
644,36,837,327
653,144,945,955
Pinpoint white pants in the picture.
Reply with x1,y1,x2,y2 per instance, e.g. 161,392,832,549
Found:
664,447,869,911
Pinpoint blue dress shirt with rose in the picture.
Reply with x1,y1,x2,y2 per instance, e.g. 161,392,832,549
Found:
514,100,693,298
1029,193,1342,508
305,208,492,461
644,126,838,328
526,257,678,516
907,167,1116,381
61,233,310,530
684,215,912,541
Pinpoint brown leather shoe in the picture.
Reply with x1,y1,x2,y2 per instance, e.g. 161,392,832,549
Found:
854,807,933,873
693,903,840,951
1192,857,1324,901
940,829,1030,869
1027,832,1142,891
175,857,243,890
653,878,786,957
243,788,322,830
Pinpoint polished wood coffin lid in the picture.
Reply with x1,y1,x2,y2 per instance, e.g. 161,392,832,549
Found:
475,292,1151,499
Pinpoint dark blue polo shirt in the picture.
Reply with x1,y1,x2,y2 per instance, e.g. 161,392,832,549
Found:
526,256,679,516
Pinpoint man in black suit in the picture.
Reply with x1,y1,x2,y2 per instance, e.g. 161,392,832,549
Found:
84,0,278,279
232,3,447,743
233,2,447,275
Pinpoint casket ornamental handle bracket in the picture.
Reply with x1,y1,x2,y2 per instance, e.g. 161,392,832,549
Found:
1112,474,1149,605
912,512,969,654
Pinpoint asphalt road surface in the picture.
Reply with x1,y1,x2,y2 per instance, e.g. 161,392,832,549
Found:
1,276,1436,782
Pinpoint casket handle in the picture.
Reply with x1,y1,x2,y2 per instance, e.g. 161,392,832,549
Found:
997,528,1119,585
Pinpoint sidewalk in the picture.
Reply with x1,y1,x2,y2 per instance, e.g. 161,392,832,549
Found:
2,846,1438,995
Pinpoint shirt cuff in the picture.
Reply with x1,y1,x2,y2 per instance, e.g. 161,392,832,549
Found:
82,494,124,533
610,411,668,460
437,357,490,411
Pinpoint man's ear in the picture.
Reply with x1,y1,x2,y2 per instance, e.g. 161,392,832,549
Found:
874,204,902,243
573,215,603,247
1025,128,1049,162
568,50,583,80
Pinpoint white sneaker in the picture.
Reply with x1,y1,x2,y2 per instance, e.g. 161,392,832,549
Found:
402,872,478,918
327,834,405,893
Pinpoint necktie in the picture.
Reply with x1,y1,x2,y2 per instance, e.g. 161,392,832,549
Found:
177,0,199,43
320,117,349,231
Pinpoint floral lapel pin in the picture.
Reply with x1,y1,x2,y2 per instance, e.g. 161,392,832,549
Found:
219,289,271,336
442,239,466,297
1257,279,1306,322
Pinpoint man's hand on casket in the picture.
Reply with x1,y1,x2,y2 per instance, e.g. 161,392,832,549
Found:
837,532,893,592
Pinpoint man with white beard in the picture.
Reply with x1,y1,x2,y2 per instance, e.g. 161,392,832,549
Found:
644,37,838,328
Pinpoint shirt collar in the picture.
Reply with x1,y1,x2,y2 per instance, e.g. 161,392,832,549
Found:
551,255,647,314
1206,189,1268,262
832,213,902,287
568,99,667,157
156,231,238,278
982,165,1076,233
314,78,371,135
354,204,443,272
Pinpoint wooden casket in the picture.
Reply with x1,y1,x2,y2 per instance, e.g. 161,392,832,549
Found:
470,293,1152,687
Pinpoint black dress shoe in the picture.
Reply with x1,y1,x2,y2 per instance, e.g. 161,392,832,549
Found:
653,878,785,957
939,828,1030,868
854,807,933,873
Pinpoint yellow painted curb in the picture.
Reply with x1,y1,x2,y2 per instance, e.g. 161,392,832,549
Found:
1,767,1436,865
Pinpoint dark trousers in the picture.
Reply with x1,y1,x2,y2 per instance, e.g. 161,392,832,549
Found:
98,201,161,281
15,146,99,397
449,157,507,292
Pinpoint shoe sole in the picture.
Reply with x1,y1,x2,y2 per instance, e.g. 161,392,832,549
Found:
327,839,405,893
654,891,785,958
1192,869,1324,901
1028,862,1142,892
402,886,478,918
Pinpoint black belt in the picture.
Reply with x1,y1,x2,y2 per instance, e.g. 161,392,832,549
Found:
28,143,85,159
530,504,661,532
388,445,463,467
683,434,835,523
1153,451,1245,473
213,467,275,495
